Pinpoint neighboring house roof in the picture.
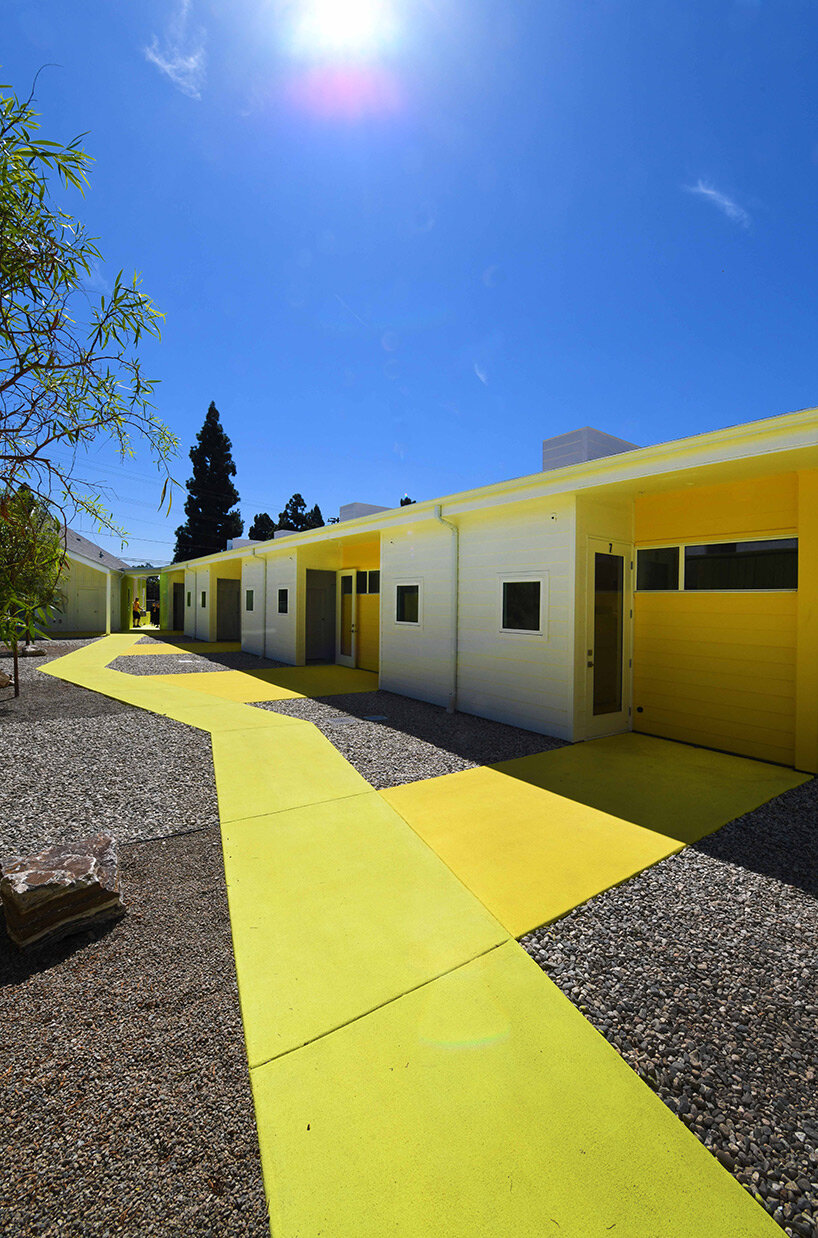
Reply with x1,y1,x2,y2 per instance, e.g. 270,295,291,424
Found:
64,528,129,573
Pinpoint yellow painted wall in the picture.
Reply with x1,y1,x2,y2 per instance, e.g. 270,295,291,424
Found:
633,592,797,765
635,472,797,544
342,539,380,672
795,471,818,772
633,472,802,766
356,595,380,672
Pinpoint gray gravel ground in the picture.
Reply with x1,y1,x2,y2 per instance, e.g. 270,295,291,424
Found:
0,639,268,1236
522,777,818,1238
108,650,289,676
0,827,270,1238
255,689,565,788
0,639,220,862
0,640,132,726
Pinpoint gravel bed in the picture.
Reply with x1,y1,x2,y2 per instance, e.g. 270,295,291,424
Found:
0,712,220,856
0,827,269,1237
108,651,289,676
255,689,565,788
522,777,818,1237
0,640,135,727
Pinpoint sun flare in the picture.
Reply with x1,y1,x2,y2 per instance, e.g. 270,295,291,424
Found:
292,0,396,58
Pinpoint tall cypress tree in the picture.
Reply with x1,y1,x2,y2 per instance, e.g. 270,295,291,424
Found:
173,402,243,561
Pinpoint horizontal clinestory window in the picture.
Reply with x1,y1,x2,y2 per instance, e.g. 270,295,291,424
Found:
636,538,798,592
685,539,798,590
499,575,547,635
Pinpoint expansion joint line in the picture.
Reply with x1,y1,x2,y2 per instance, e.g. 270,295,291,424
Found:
249,939,508,1073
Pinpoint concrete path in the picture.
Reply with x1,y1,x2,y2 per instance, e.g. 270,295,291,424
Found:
42,637,781,1237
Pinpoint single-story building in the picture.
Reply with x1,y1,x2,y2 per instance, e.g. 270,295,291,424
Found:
48,529,129,636
47,531,162,636
164,406,818,775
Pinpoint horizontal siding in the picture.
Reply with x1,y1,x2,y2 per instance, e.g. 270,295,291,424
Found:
455,501,575,738
634,592,797,764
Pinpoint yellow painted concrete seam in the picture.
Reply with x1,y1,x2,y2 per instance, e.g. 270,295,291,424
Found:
248,939,509,1073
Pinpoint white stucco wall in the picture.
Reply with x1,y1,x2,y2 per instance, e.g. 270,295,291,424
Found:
184,570,197,639
241,557,266,656
195,568,211,641
380,520,456,707
264,553,298,664
456,496,576,738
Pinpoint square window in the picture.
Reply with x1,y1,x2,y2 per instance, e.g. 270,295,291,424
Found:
200,591,207,608
502,580,540,632
245,589,254,612
278,588,288,614
396,584,419,624
368,570,380,594
637,547,679,591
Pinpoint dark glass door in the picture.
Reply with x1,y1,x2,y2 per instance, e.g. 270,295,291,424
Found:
593,552,624,716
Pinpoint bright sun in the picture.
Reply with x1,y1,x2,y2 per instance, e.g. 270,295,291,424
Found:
293,0,395,57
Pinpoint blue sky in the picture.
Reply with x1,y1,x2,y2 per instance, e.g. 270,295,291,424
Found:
5,0,818,564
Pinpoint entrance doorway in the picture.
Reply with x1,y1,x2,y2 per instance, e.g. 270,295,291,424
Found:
336,570,357,667
172,582,184,631
584,537,632,738
216,578,241,641
305,570,336,662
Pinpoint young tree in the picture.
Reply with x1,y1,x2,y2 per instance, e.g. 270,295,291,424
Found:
0,488,64,696
249,512,276,541
0,82,176,533
400,495,416,506
173,402,243,561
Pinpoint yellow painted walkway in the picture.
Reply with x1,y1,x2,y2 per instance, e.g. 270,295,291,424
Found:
41,636,783,1237
383,734,808,936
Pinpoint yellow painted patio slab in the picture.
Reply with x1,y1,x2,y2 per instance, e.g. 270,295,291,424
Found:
251,941,778,1237
117,641,194,656
221,792,508,1067
382,766,684,935
492,733,809,838
145,670,304,703
382,734,809,936
212,724,371,821
247,664,379,697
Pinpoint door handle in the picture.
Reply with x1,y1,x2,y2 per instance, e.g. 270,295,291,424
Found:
587,660,594,668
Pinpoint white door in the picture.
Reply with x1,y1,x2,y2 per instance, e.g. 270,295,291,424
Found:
336,570,357,667
584,537,633,738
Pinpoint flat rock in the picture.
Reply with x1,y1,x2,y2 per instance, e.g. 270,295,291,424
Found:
0,835,125,948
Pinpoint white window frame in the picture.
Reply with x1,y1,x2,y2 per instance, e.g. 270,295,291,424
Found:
200,591,207,609
394,579,423,628
245,589,254,612
498,572,548,637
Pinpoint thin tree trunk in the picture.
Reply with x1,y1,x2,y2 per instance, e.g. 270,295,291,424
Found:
12,637,19,697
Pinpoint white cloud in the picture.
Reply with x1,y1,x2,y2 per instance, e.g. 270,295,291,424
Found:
144,0,206,99
685,179,750,228
474,362,488,385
